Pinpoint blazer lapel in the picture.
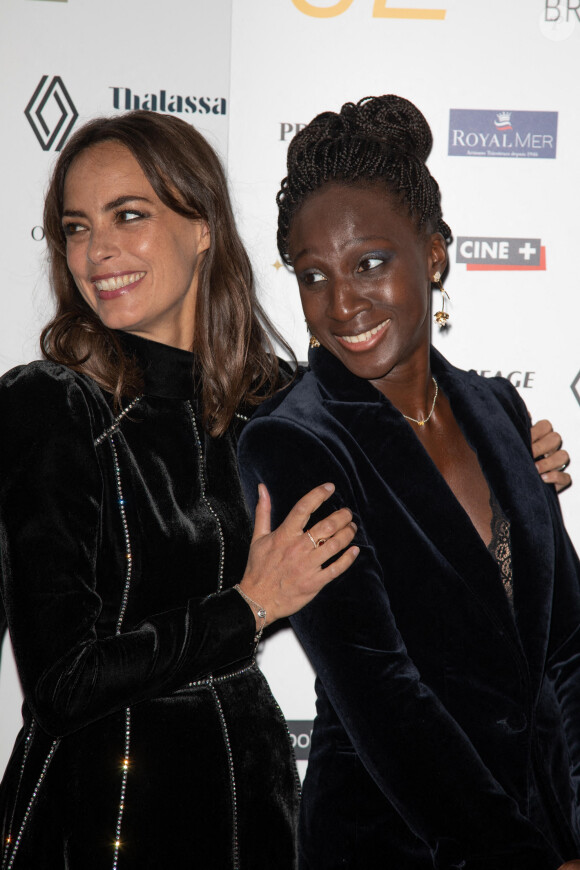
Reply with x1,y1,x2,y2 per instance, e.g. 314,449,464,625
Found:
437,356,554,693
311,347,552,684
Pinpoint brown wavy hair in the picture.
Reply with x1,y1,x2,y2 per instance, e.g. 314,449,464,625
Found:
42,110,294,435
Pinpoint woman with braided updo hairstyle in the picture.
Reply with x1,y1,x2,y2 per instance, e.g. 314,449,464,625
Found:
277,94,452,263
238,96,580,870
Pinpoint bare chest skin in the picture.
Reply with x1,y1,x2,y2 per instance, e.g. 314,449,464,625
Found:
410,392,494,547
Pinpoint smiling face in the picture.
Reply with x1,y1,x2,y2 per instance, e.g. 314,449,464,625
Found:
62,141,210,350
289,182,447,391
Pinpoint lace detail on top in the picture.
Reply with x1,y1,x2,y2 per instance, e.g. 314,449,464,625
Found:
488,493,513,608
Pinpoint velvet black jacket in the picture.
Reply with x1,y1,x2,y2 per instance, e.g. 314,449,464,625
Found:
0,334,299,869
238,345,580,870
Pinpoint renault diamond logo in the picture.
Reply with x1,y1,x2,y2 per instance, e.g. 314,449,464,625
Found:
571,370,580,408
25,75,78,151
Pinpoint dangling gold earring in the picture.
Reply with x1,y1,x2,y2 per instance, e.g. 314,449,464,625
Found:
432,272,450,327
305,318,321,348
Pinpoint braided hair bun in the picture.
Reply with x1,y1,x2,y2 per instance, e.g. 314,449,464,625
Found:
351,95,432,161
277,95,451,265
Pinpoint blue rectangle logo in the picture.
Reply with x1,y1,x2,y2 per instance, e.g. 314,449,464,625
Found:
449,110,558,159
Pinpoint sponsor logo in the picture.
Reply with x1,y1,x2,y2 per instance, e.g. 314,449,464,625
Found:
280,122,305,142
287,720,314,760
477,371,535,389
540,0,578,40
291,0,445,20
545,0,580,21
25,75,78,152
494,111,512,131
571,371,580,407
449,110,557,159
110,88,227,116
456,237,546,271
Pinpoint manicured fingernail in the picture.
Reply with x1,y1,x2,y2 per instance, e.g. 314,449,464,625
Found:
323,483,334,492
541,474,549,482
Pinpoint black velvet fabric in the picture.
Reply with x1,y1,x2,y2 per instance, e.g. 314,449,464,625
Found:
0,333,299,868
238,345,580,870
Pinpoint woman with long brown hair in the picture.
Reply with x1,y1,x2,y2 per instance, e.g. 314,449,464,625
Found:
0,111,359,868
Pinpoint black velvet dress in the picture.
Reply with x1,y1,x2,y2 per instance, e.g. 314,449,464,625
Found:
0,333,299,869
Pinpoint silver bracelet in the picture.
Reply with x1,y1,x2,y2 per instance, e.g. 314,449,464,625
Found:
234,584,267,645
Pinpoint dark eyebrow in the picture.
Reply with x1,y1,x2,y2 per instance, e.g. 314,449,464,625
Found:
62,195,153,220
292,236,392,264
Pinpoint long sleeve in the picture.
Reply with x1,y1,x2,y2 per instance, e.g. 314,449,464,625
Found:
488,374,580,821
0,364,256,738
545,488,580,821
238,412,563,869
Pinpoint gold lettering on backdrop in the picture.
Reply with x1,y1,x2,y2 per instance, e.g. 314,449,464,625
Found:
292,0,446,18
373,0,446,18
291,0,355,17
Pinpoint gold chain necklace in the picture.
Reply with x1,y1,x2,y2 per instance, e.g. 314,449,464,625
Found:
401,377,438,427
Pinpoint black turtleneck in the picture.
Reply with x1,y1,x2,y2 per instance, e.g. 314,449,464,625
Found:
116,330,198,400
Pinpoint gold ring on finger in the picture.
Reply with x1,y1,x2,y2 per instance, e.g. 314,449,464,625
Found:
306,530,317,549
306,529,327,549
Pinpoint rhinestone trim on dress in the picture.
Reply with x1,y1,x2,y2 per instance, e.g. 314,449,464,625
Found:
211,683,240,870
186,401,242,868
2,735,59,870
106,433,134,869
94,397,141,447
2,401,141,868
5,394,245,866
179,661,257,691
1,722,35,867
186,401,225,593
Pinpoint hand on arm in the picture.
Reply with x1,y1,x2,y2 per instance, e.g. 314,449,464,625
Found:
238,482,358,632
531,418,571,492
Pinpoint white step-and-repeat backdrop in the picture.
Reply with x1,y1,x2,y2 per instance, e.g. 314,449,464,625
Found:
1,0,579,779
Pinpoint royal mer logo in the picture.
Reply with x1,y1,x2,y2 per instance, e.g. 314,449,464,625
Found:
449,110,557,159
111,88,227,116
456,236,546,271
25,75,78,152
